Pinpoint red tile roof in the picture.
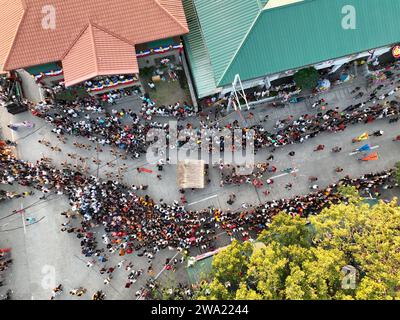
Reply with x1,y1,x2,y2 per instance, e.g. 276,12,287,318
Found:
0,0,25,73
62,23,139,87
1,0,188,84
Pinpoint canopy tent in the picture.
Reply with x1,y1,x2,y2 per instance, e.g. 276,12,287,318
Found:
317,79,331,91
177,159,205,189
340,73,351,82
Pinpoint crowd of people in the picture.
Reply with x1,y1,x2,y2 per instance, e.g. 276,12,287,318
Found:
28,78,400,166
219,162,271,187
2,59,400,300
140,97,195,120
0,248,12,293
85,75,139,92
252,94,399,150
1,139,397,258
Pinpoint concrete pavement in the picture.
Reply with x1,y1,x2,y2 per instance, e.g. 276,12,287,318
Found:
1,71,400,299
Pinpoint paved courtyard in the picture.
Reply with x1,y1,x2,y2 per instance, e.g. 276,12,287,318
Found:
1,71,400,299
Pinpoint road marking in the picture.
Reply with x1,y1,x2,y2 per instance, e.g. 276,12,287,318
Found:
349,145,380,156
187,194,218,206
270,168,299,179
20,203,26,234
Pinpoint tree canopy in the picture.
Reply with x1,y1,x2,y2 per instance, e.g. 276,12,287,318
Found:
196,192,400,300
293,67,319,90
395,162,400,185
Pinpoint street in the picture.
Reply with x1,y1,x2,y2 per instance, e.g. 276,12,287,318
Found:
1,71,400,299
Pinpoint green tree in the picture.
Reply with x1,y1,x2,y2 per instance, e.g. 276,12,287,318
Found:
197,196,400,300
312,199,400,299
293,67,319,90
197,240,253,299
395,162,400,185
258,213,313,248
337,185,363,203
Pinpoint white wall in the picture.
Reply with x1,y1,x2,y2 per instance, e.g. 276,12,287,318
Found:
16,69,43,103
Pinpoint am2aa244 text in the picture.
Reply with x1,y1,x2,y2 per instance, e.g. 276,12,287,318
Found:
151,304,249,317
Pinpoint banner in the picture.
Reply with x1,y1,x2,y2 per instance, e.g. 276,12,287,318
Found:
361,152,378,161
34,69,63,82
358,144,371,152
136,43,183,58
356,132,369,141
87,77,138,92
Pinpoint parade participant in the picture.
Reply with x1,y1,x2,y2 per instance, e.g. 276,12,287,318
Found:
314,144,325,151
50,284,63,300
372,130,384,136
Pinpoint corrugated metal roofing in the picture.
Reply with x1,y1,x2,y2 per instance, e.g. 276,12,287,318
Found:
193,0,261,84
264,0,304,10
219,0,400,86
182,0,218,98
187,0,400,96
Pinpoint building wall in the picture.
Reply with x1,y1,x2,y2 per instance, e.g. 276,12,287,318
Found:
136,37,182,69
16,69,43,103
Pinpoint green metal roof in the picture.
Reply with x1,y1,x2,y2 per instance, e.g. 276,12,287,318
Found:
186,0,400,96
182,0,218,98
220,0,400,86
194,0,261,83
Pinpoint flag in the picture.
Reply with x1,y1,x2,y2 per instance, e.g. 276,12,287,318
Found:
357,132,369,141
358,144,371,152
361,152,378,161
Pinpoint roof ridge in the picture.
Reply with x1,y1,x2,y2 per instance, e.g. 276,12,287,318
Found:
61,23,91,60
217,9,262,86
89,21,135,46
61,21,134,61
88,23,99,74
153,0,189,33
